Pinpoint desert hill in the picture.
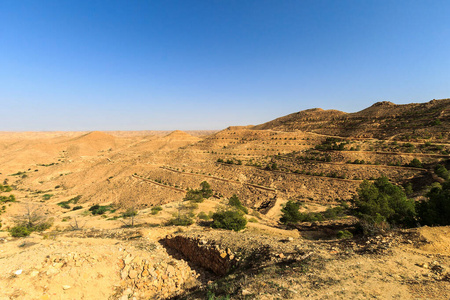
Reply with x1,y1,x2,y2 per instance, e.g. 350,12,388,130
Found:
164,130,198,141
0,98,449,299
254,98,450,141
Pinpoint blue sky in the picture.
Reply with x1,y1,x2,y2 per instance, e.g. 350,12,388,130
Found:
1,0,449,131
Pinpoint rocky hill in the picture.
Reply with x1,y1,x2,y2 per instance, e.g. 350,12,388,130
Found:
254,98,450,141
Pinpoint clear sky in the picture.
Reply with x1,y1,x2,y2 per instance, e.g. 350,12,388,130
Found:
1,0,449,131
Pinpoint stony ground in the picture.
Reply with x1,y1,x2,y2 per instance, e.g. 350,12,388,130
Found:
1,225,449,299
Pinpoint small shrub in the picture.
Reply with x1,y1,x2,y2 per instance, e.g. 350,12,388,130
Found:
183,202,199,210
151,206,163,215
250,210,261,219
33,220,53,232
72,205,83,211
0,195,16,203
184,189,204,203
0,184,12,192
407,158,423,168
9,225,31,237
211,210,247,231
280,200,303,224
197,211,210,220
122,207,138,218
89,204,111,215
417,180,450,226
167,214,194,226
42,194,53,200
248,217,258,223
57,201,71,209
228,194,248,214
435,165,449,180
337,230,353,239
200,181,213,199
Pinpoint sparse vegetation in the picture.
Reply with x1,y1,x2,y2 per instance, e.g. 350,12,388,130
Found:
406,158,423,168
337,230,353,239
416,180,450,226
211,209,247,231
0,184,12,192
42,194,53,200
184,181,213,203
197,211,211,220
0,194,16,203
435,164,449,180
280,200,303,225
89,204,113,215
57,195,81,209
167,213,194,226
121,207,138,227
1,100,450,298
228,194,248,214
151,206,163,215
9,205,53,237
352,177,415,233
280,201,349,225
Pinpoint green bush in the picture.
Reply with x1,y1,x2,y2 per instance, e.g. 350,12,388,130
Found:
352,177,416,228
407,158,423,168
228,194,248,214
280,200,303,224
9,225,31,237
167,214,194,226
9,217,53,237
72,205,83,211
89,204,111,215
197,211,210,220
184,189,204,203
337,230,353,239
322,205,346,219
417,180,450,226
58,196,82,209
184,181,213,203
212,210,247,231
0,184,12,192
42,194,53,200
122,207,137,218
435,165,449,180
32,220,53,232
57,201,71,209
69,195,82,203
0,195,16,203
151,206,163,215
200,181,213,199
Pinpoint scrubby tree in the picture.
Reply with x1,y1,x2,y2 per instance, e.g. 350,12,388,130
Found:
184,189,204,202
435,165,449,180
185,181,213,203
280,200,303,224
200,181,213,199
9,204,53,237
417,180,450,226
352,177,415,228
408,158,423,168
228,194,248,214
212,209,247,231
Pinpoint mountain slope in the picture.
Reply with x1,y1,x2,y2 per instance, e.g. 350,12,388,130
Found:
253,99,450,141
